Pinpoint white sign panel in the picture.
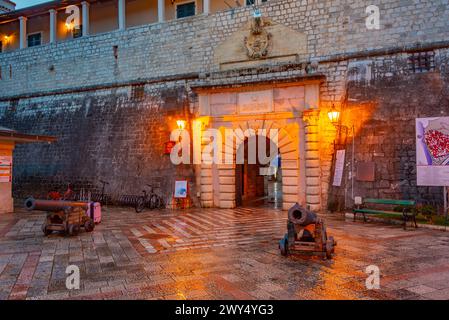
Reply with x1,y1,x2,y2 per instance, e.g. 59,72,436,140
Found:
416,117,449,186
0,155,12,183
174,180,188,198
332,149,345,187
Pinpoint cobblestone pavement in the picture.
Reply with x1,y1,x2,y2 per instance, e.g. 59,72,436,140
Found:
1,206,449,300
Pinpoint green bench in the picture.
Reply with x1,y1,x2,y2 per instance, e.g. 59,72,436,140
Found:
353,198,417,230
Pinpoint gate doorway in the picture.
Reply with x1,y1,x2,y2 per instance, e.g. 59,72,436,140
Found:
235,135,282,208
195,82,322,210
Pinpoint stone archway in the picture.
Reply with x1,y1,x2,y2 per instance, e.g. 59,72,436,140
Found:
234,134,279,206
194,82,323,211
213,118,301,211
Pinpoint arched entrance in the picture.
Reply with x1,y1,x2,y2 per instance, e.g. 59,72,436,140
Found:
235,135,282,208
194,82,323,211
199,118,304,211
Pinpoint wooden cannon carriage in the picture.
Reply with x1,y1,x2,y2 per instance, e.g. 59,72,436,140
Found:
25,198,95,236
279,203,336,259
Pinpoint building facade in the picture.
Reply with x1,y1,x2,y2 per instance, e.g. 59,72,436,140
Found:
0,1,15,14
0,0,448,211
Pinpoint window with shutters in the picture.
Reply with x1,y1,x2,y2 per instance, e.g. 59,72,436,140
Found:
176,2,196,19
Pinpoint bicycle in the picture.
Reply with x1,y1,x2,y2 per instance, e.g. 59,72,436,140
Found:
135,184,165,213
91,180,111,205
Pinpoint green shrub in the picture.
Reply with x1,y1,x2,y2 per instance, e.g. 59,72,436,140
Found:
432,215,449,226
418,205,437,217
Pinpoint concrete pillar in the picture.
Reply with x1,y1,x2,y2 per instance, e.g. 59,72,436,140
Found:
158,0,165,23
81,1,90,36
203,0,210,14
49,9,57,43
18,16,27,49
118,0,126,30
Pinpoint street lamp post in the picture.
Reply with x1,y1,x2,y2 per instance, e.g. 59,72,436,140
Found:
328,104,356,207
327,104,351,148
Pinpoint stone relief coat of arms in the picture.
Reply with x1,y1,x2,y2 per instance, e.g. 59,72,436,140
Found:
244,17,272,60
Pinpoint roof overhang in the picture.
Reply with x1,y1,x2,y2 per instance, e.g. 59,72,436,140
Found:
0,130,56,144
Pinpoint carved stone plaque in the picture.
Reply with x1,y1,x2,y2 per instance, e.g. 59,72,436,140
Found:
238,90,273,114
273,86,305,112
210,93,237,116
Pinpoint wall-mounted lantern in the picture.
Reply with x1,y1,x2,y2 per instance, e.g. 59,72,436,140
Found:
328,104,341,125
328,103,350,146
176,119,186,131
65,22,75,32
3,35,11,45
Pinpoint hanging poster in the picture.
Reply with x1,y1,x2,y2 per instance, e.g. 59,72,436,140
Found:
332,149,345,187
174,180,188,198
416,117,449,186
0,155,12,183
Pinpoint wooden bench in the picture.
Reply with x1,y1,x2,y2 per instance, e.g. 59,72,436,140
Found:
353,198,417,230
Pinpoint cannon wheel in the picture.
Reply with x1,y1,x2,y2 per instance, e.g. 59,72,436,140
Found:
279,234,289,256
68,224,80,236
68,224,75,236
84,220,95,233
329,236,336,253
326,236,335,259
42,224,52,236
135,196,146,213
326,245,332,259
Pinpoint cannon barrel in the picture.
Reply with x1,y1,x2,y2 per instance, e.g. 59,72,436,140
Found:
288,203,317,226
24,197,89,212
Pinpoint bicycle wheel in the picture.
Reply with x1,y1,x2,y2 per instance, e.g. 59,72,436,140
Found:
149,194,160,210
157,196,165,209
135,196,146,213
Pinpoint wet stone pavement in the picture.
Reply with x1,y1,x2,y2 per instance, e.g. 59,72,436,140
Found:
1,206,449,300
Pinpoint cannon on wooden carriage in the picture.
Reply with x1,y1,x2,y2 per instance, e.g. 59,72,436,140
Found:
24,198,95,236
279,203,336,259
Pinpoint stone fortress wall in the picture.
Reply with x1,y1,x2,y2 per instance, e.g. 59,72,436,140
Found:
0,0,448,208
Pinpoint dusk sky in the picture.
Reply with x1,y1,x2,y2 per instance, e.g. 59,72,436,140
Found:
14,0,51,9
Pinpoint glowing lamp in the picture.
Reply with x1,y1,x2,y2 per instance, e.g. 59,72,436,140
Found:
65,22,74,31
3,35,10,44
327,105,340,124
176,120,186,131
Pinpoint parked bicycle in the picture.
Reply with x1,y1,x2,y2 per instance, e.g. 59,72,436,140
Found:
135,184,165,213
92,180,111,205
